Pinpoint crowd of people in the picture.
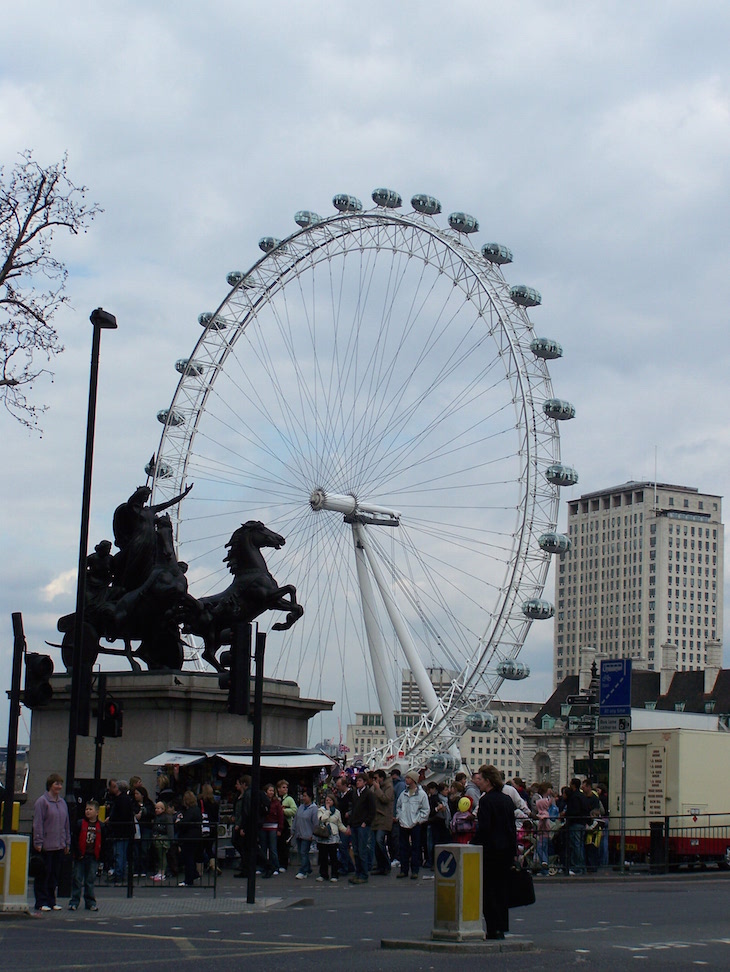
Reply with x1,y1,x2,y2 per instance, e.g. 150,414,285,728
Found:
31,762,608,935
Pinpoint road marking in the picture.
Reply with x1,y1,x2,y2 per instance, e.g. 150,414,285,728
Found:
34,928,348,966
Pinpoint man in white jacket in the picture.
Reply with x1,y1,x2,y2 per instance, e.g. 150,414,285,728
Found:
394,770,430,880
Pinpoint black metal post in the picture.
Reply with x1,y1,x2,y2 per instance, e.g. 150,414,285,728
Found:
94,673,106,789
246,628,265,905
2,613,25,833
66,308,116,800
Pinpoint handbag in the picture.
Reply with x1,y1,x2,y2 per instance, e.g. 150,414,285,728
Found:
507,866,536,908
313,823,330,840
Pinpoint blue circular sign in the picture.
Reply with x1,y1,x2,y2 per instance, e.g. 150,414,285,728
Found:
436,849,457,878
0,838,5,862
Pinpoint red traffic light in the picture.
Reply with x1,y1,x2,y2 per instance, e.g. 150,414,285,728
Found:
101,697,123,737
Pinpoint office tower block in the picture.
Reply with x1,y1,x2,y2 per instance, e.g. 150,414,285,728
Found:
554,481,723,686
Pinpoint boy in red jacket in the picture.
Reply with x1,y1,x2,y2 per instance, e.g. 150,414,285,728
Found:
69,800,104,911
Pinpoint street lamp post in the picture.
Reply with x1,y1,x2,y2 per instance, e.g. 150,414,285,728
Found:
65,308,117,803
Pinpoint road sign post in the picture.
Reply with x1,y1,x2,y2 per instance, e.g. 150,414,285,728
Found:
431,844,485,942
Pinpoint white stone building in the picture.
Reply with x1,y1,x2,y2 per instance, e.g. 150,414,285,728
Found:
345,697,541,777
554,481,723,687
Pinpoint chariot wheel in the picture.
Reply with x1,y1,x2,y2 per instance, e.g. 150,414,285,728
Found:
151,189,574,765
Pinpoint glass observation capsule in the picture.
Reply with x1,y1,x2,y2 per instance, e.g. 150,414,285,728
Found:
259,237,284,253
198,312,227,330
510,285,542,307
543,399,576,421
333,194,363,213
156,408,185,427
464,711,496,732
481,243,513,265
427,754,460,774
226,271,256,288
448,212,479,233
371,188,402,208
496,659,531,680
521,598,555,620
145,458,173,479
546,463,579,487
294,210,321,227
538,532,571,555
530,337,563,360
411,193,442,215
175,358,205,377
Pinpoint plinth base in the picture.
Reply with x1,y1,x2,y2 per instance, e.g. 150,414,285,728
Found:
381,936,534,953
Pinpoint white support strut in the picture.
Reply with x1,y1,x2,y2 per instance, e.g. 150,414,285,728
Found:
351,525,399,743
353,521,443,722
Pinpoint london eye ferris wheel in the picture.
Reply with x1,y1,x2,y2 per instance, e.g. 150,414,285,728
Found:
150,188,577,768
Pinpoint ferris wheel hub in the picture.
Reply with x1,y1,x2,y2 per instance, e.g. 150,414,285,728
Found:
309,488,401,524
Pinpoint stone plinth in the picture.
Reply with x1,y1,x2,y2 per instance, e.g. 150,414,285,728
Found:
23,671,333,825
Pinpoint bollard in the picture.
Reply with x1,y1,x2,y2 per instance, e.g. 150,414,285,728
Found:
432,843,484,941
0,834,31,914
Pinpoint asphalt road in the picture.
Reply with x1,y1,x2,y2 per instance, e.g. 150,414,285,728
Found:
2,871,730,970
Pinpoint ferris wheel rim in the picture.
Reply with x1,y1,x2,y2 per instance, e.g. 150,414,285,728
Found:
151,196,564,763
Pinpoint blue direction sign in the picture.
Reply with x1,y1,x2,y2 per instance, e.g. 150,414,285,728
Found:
436,849,457,879
600,659,632,716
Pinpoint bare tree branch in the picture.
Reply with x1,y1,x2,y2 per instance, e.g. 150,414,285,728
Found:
0,150,102,431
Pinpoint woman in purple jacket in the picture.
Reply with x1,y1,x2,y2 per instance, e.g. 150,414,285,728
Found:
32,772,71,913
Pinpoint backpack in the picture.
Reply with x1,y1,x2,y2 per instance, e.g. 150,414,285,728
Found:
452,811,475,834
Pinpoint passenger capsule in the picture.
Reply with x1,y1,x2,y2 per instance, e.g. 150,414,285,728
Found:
294,210,321,228
464,711,496,732
411,194,442,215
427,754,460,774
259,237,284,253
481,243,513,265
448,212,479,233
333,194,363,213
497,659,531,680
145,458,173,480
543,399,576,421
371,188,402,208
530,337,563,360
546,464,579,487
510,285,542,307
156,408,185,427
198,312,227,330
521,598,555,621
226,271,256,288
175,358,205,377
538,532,571,555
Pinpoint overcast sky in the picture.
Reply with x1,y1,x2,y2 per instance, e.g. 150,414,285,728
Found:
2,1,729,747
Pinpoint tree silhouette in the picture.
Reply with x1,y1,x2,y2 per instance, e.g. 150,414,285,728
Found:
0,151,102,430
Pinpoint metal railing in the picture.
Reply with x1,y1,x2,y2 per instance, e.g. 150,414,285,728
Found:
519,814,730,875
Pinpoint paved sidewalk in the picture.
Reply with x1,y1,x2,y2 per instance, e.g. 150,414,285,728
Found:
20,870,301,918
18,862,729,920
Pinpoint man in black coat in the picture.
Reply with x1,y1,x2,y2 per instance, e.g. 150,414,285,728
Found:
106,779,134,885
348,774,376,884
564,777,588,875
473,765,517,940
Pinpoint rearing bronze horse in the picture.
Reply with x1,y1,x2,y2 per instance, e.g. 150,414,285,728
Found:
183,521,304,671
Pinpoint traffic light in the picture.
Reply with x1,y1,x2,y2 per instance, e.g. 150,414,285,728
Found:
218,632,250,716
101,698,123,738
23,653,54,708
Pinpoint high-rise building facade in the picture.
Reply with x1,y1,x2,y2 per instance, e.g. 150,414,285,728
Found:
554,481,723,686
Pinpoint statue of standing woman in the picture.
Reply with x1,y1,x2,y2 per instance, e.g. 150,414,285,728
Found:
111,483,193,593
